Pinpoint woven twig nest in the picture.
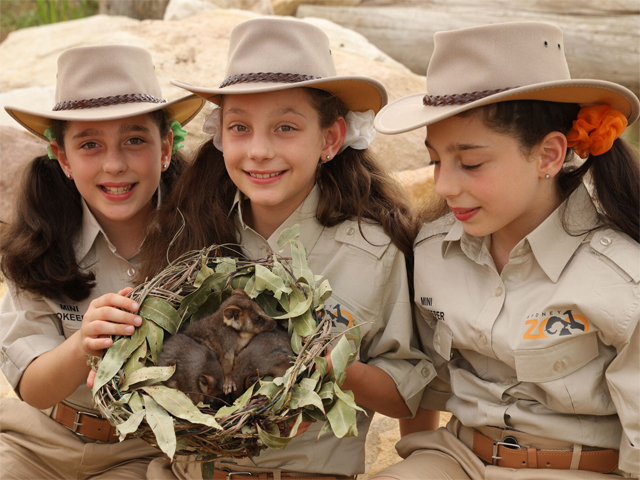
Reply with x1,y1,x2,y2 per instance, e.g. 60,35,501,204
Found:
92,225,363,462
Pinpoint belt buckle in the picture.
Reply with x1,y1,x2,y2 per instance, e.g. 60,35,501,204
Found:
71,409,100,436
221,469,253,480
492,436,523,465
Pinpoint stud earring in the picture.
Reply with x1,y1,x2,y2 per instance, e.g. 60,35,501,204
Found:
325,155,331,160
66,173,72,179
162,164,168,169
545,174,551,179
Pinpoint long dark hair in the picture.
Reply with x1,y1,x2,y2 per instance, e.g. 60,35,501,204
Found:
0,110,187,301
463,100,639,242
137,88,416,282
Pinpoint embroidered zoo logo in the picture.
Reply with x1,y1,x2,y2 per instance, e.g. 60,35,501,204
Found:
523,309,589,340
325,303,355,329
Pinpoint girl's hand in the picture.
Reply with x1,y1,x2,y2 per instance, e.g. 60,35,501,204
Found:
80,287,140,357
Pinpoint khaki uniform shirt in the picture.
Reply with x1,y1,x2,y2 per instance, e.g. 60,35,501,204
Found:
230,186,434,476
414,184,640,475
0,200,141,410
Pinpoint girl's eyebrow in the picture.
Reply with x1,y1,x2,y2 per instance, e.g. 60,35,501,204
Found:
71,128,102,140
120,124,151,134
222,107,306,118
425,139,488,152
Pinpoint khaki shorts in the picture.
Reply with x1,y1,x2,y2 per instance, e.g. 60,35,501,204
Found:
0,397,163,480
371,417,625,480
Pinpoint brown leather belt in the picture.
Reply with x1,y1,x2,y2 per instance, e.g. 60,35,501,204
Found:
212,467,351,480
54,402,120,443
472,430,618,473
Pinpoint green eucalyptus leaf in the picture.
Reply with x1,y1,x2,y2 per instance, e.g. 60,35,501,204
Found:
255,379,283,399
215,386,254,418
315,279,332,306
116,409,146,441
318,381,334,401
334,384,366,413
329,334,352,377
316,419,333,440
254,294,283,318
194,261,214,288
215,257,237,274
123,341,147,378
139,298,181,334
143,394,177,459
129,391,144,412
254,265,292,299
257,425,292,450
178,272,227,319
142,386,221,430
201,462,215,480
313,356,329,379
275,287,312,319
277,224,301,250
290,330,303,354
289,385,324,412
289,309,316,338
288,413,304,438
145,321,164,364
290,239,313,285
92,337,133,395
325,397,357,439
121,366,175,392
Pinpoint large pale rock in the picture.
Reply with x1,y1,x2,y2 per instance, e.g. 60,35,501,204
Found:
0,126,47,222
164,0,220,21
273,0,362,16
297,4,640,96
0,11,429,170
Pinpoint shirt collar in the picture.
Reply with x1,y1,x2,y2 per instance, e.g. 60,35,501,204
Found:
527,183,599,283
75,183,165,262
440,184,599,281
231,185,324,254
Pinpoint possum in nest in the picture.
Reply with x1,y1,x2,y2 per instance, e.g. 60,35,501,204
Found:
181,289,278,395
229,326,294,400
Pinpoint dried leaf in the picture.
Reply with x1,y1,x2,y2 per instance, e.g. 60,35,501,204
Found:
291,240,313,285
277,224,300,250
139,298,181,334
289,309,316,338
142,386,221,430
143,394,177,459
92,337,133,395
146,321,164,364
330,334,352,378
194,261,214,288
215,257,236,274
123,341,147,378
289,385,324,412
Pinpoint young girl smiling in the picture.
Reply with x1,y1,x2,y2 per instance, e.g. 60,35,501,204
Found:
0,45,203,479
373,22,639,479
142,17,433,480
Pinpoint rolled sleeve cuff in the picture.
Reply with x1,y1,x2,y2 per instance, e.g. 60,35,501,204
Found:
419,385,452,412
2,335,64,389
369,357,435,416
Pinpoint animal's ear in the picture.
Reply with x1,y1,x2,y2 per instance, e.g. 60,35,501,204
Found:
231,289,249,299
223,305,242,321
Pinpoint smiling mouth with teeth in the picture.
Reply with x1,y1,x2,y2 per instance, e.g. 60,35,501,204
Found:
247,171,284,179
101,184,135,195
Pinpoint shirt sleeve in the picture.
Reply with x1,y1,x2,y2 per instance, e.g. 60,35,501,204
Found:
605,320,640,476
360,245,436,416
0,282,65,392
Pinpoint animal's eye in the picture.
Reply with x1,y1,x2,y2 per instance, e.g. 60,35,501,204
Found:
254,316,264,324
245,375,258,388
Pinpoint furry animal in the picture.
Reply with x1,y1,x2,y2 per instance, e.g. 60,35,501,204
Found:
157,333,226,406
229,326,294,399
184,289,277,394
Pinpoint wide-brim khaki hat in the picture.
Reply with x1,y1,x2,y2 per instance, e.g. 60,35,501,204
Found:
5,45,205,141
375,22,640,134
172,17,387,113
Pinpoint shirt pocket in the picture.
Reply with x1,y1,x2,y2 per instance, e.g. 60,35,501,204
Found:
513,333,599,383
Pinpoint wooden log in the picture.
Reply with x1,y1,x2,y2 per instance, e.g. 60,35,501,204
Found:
296,5,640,96
359,0,639,15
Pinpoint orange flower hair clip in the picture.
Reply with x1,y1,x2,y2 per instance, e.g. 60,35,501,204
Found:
566,105,628,159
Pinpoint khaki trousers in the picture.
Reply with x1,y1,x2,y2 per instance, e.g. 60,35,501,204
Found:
372,417,625,480
0,398,164,480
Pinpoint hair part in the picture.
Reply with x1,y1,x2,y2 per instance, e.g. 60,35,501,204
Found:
0,109,186,301
461,100,639,242
137,88,418,282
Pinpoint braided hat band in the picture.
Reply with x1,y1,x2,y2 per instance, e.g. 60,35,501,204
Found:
53,93,166,111
423,87,515,106
220,72,321,89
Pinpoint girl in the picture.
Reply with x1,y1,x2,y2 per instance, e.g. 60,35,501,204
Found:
0,45,203,479
372,22,639,479
142,17,433,480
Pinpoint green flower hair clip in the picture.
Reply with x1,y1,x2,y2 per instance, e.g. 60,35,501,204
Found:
43,127,57,160
169,120,187,154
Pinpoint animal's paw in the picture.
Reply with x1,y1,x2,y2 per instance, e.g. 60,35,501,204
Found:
223,379,237,395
